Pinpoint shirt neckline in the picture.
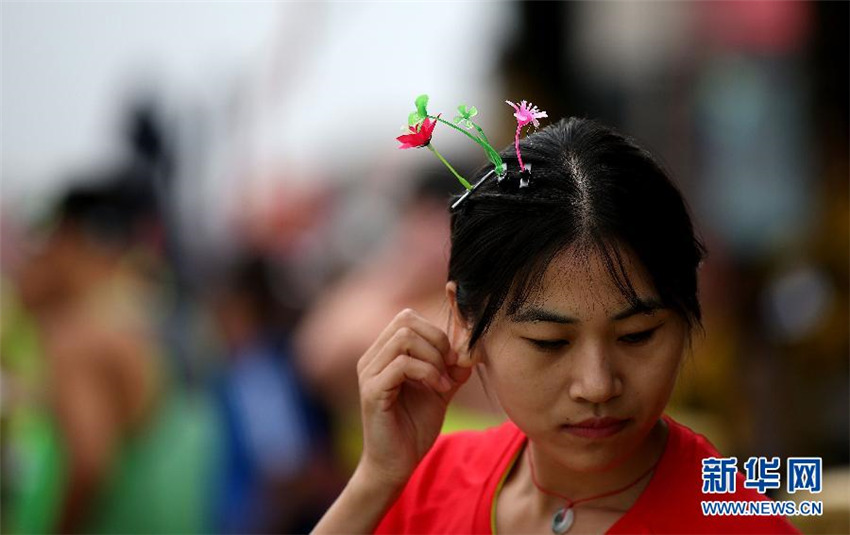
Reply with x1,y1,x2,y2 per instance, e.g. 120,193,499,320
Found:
489,416,675,535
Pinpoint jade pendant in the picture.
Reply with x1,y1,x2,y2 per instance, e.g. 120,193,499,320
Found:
552,507,574,534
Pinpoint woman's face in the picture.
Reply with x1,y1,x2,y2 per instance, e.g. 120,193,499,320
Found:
473,244,687,473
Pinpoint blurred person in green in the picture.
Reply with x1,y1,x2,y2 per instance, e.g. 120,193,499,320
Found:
7,178,161,533
2,175,215,534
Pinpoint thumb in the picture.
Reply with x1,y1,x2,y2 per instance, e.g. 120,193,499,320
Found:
435,363,472,404
447,363,473,390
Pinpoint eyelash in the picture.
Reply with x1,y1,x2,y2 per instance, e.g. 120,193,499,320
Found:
525,326,662,351
618,326,661,345
526,339,569,351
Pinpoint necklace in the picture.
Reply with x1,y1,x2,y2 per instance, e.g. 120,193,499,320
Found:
527,447,660,534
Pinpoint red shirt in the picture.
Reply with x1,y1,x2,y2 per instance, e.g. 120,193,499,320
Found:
375,415,800,534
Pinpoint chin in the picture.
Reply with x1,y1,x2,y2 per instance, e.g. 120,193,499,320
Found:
565,446,636,473
554,424,649,473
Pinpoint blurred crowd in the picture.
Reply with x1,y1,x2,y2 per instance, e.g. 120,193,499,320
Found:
1,2,847,534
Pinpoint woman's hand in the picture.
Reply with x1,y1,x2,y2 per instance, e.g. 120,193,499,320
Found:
355,308,472,489
311,308,472,535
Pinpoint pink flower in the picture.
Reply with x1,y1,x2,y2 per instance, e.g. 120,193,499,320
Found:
506,100,548,172
396,116,439,149
506,100,548,128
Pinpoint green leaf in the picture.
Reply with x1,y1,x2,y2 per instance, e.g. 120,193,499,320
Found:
415,94,429,117
472,123,490,144
456,104,478,119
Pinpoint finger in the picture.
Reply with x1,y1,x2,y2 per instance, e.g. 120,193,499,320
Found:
366,355,452,404
389,309,451,355
362,309,420,356
397,311,452,357
359,309,451,371
447,363,473,385
438,364,473,404
363,326,448,380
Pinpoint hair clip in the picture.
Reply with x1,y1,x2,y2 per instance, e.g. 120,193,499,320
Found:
450,168,495,210
519,162,532,187
397,95,547,205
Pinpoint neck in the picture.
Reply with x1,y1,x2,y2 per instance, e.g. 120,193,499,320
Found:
523,418,668,513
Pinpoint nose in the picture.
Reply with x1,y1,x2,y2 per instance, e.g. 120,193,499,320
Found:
568,341,622,404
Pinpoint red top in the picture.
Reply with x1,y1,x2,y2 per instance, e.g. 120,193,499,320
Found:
375,415,800,534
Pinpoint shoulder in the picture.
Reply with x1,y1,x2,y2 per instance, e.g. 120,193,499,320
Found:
374,420,523,534
615,415,799,534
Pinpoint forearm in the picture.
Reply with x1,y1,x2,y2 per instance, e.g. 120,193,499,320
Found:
311,464,404,535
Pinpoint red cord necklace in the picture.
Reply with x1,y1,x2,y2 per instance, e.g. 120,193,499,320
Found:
527,446,660,534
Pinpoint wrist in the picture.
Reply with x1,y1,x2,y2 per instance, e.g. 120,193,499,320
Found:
351,459,409,499
311,460,407,535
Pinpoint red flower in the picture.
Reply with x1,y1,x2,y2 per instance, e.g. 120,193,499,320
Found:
396,115,439,149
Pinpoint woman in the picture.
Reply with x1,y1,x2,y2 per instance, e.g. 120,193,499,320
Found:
313,118,799,534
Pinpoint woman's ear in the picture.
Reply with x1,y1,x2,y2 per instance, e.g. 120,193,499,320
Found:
446,281,478,368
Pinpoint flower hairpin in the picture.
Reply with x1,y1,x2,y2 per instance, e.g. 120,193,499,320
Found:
396,94,547,199
398,94,505,190
506,99,548,176
396,114,472,189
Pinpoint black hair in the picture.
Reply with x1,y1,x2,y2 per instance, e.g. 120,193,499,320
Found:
448,117,706,348
54,171,158,251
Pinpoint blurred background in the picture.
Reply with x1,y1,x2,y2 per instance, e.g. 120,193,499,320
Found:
1,1,847,533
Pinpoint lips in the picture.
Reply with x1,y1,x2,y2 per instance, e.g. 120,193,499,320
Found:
561,417,630,439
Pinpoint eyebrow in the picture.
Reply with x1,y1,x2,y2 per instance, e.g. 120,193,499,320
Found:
511,298,666,324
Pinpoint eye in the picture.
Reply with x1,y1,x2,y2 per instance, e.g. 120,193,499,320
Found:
618,325,662,345
524,338,569,351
